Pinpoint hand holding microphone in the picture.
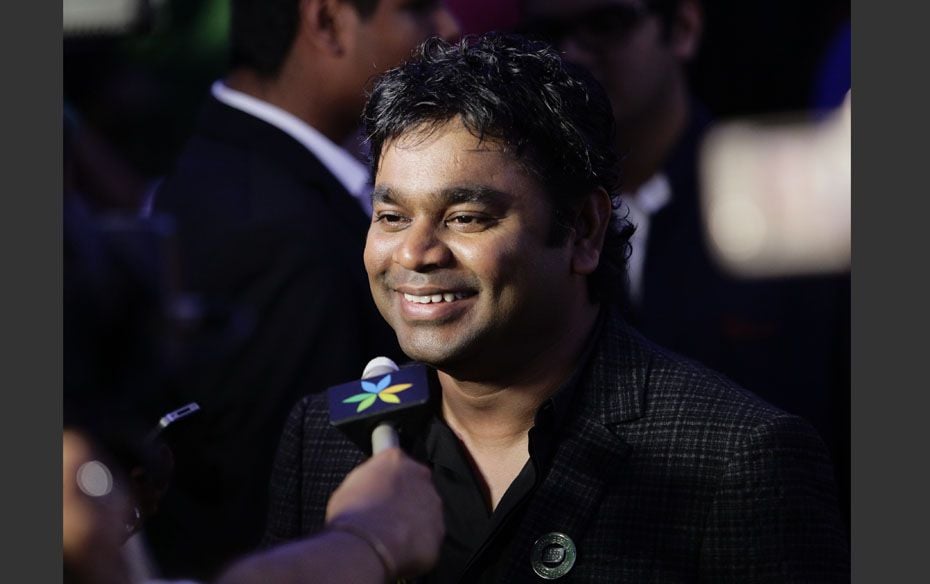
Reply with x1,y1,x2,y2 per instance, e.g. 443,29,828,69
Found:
322,357,443,579
217,358,443,584
324,447,445,579
216,446,444,584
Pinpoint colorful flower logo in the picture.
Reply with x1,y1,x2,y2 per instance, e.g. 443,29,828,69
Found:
342,374,413,413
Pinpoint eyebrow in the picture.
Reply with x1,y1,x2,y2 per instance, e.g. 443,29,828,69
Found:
371,185,512,208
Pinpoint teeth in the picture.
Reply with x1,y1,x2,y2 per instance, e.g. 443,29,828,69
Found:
403,292,468,304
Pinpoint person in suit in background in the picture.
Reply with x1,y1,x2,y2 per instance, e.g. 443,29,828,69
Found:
264,34,849,582
63,193,445,584
149,0,459,578
520,0,850,526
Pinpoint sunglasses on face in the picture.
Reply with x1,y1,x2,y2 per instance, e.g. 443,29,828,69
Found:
521,3,651,51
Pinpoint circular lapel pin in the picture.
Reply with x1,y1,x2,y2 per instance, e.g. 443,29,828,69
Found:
531,532,577,579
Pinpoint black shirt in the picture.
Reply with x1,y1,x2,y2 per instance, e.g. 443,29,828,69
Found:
410,312,604,584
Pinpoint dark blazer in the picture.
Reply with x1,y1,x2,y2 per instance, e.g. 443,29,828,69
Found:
264,306,849,582
146,95,401,579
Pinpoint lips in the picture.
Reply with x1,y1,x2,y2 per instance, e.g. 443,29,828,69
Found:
393,286,477,321
403,291,471,304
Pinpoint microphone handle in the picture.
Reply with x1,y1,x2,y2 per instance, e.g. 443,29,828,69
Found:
372,421,399,453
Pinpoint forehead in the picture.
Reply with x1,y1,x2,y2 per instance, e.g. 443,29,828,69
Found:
374,121,544,201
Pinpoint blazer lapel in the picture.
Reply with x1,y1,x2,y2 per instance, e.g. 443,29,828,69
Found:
500,307,652,582
501,416,631,582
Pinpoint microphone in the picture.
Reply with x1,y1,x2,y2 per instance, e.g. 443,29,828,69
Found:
327,357,434,455
363,357,401,453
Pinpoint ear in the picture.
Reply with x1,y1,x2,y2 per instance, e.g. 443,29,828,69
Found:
570,187,613,276
299,0,357,57
669,0,703,61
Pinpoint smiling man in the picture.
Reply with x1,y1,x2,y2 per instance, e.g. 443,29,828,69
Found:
149,0,459,578
265,35,849,582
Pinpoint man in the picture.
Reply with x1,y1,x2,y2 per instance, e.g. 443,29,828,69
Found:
149,0,459,578
520,0,850,523
265,35,849,581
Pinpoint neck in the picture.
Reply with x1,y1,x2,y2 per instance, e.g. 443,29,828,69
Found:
224,64,348,143
617,75,691,193
439,302,599,449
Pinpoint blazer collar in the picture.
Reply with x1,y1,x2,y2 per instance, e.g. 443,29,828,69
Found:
573,304,653,426
195,95,370,235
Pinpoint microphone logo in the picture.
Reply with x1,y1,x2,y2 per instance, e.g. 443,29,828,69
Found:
342,374,412,413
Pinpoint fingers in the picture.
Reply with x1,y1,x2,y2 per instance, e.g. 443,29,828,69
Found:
325,448,444,577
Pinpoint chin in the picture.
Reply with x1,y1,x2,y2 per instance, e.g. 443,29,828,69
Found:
397,329,473,371
398,338,455,368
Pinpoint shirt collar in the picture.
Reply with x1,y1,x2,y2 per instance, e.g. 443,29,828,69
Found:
419,307,607,473
532,306,606,445
618,174,672,306
211,80,371,212
623,172,672,216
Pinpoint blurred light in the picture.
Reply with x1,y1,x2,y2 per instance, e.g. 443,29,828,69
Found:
700,92,851,278
76,460,113,497
709,197,767,262
64,0,162,38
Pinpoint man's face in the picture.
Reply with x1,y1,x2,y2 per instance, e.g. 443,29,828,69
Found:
364,119,584,378
523,0,683,132
333,0,458,139
348,0,460,96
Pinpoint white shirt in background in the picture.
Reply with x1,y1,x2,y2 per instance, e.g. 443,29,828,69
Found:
618,173,672,306
211,81,372,215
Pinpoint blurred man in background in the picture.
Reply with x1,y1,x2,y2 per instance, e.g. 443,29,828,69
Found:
521,0,850,525
149,0,460,578
64,191,445,584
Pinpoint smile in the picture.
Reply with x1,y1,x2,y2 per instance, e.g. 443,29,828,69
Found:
403,292,471,304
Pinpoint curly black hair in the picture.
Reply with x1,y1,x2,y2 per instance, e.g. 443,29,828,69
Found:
363,33,634,304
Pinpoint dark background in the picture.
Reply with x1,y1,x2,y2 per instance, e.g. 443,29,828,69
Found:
64,0,851,194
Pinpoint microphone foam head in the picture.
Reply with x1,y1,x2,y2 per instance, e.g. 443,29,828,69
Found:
362,356,399,379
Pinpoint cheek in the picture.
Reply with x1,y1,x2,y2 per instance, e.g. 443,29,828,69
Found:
363,232,389,275
452,237,525,293
601,52,641,92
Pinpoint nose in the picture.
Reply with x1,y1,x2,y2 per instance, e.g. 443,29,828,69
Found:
393,220,453,272
434,4,462,42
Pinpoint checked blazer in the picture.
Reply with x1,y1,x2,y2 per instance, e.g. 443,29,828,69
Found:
264,306,850,582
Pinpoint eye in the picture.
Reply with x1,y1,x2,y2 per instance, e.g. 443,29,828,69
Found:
445,213,496,233
373,211,411,231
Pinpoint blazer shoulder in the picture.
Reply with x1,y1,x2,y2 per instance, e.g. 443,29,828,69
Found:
643,335,789,426
587,311,788,432
157,131,332,221
606,326,836,463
